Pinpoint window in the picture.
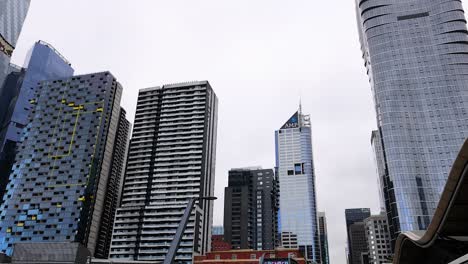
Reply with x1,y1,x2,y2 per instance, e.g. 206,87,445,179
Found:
215,255,220,260
287,170,294,175
250,254,256,259
232,254,237,260
294,163,305,174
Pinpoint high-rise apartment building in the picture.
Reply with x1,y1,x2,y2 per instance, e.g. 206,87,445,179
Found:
275,108,320,262
0,41,74,205
364,214,392,264
0,0,31,92
318,212,329,264
224,167,278,250
345,208,371,264
109,81,218,262
0,71,129,257
356,0,468,241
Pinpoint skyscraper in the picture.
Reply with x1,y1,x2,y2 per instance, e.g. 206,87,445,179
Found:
109,81,218,262
275,107,320,262
224,167,278,250
95,108,131,259
0,71,128,256
356,0,468,241
0,41,74,205
345,208,371,264
0,0,31,92
318,212,329,264
349,222,368,264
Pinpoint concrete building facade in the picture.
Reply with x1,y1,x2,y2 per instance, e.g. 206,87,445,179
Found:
109,81,218,263
364,214,393,264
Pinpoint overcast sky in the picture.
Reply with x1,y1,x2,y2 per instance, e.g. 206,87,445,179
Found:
10,0,444,262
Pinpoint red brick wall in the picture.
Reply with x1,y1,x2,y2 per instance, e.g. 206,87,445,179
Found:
194,249,306,264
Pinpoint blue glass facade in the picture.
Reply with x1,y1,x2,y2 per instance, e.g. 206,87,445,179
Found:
275,109,320,263
356,0,468,241
0,41,74,205
0,0,31,103
0,72,126,256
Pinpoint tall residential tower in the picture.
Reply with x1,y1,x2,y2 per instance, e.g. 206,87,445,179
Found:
224,167,278,250
110,81,218,263
0,72,129,257
275,108,320,263
356,0,468,241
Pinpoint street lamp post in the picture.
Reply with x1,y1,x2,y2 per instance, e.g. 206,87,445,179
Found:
163,196,217,264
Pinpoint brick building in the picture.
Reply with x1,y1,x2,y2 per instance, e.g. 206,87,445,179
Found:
194,249,306,264
212,235,231,252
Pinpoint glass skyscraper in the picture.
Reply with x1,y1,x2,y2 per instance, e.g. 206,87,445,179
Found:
0,71,129,257
0,41,74,204
110,81,218,263
275,108,320,263
0,0,31,95
356,0,468,241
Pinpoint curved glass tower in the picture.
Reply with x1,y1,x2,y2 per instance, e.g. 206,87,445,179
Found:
356,0,468,241
275,108,320,263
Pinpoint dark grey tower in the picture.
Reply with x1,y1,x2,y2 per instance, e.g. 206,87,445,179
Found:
110,81,218,263
318,212,329,264
0,72,127,257
345,208,371,264
224,167,278,250
356,0,468,242
95,108,131,258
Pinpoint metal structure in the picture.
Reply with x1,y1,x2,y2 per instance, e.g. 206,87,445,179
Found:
163,196,216,264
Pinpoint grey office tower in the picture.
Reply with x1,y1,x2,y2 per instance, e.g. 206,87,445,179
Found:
0,72,130,257
224,167,279,250
109,81,218,263
345,208,371,264
275,108,320,263
0,0,31,91
356,0,468,241
0,41,74,205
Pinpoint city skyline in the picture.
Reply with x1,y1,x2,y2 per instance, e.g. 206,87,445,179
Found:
8,1,468,263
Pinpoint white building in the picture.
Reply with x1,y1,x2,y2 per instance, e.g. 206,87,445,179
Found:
364,214,393,264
